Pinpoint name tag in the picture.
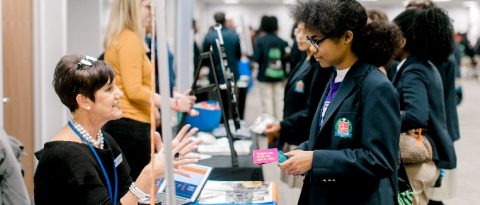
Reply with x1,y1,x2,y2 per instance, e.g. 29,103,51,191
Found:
114,154,123,168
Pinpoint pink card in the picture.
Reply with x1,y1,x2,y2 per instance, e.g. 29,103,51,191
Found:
253,148,279,165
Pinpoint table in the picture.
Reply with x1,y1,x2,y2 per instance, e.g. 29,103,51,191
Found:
197,122,263,181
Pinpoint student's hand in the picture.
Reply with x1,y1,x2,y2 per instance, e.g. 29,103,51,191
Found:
264,121,281,136
278,150,313,175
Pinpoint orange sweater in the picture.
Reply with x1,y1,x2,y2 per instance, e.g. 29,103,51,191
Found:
105,30,152,124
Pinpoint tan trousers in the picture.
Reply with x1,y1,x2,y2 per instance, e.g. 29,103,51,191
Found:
405,161,440,205
257,81,285,120
280,143,304,188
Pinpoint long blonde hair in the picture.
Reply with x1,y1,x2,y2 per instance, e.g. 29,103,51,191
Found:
104,0,144,48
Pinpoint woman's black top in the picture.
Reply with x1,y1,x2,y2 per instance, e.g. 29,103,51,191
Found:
34,133,133,205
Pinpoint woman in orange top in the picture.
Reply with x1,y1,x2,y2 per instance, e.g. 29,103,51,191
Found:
102,0,195,180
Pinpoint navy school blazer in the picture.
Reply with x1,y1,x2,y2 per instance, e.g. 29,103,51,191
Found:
297,61,401,205
434,55,460,141
392,56,456,169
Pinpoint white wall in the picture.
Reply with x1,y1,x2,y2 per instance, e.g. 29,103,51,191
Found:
67,0,103,56
33,0,68,151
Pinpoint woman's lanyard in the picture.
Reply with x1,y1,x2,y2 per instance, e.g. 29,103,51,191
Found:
68,121,118,205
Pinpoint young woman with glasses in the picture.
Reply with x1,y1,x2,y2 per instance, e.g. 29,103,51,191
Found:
278,0,403,204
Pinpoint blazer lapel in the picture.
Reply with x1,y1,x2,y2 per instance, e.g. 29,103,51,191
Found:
319,72,355,128
309,74,334,145
392,56,416,86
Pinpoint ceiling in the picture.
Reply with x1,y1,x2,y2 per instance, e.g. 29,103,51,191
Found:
200,0,480,8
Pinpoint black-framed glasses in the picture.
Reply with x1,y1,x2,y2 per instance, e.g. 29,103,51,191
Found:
77,55,97,68
306,35,327,48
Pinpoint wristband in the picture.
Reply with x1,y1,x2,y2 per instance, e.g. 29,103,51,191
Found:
129,182,150,200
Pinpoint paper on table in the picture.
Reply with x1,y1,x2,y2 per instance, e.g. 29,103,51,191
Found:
196,181,275,204
197,137,252,156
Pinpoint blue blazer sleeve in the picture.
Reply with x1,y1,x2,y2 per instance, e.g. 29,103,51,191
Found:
400,65,429,131
280,64,325,135
311,79,400,180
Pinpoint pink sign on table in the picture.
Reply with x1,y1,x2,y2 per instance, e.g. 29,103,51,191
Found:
253,148,279,165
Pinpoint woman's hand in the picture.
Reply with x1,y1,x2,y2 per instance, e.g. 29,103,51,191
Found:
278,150,313,175
148,125,202,178
175,90,196,113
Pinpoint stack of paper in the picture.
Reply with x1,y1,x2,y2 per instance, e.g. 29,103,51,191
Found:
196,181,277,204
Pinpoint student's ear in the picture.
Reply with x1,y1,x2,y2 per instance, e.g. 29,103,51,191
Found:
343,30,354,45
399,37,407,49
76,94,92,111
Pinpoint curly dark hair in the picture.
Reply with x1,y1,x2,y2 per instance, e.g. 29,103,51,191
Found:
393,9,421,57
360,22,403,67
394,8,454,64
291,0,401,67
292,0,365,38
259,15,279,34
414,8,454,64
367,9,389,24
406,0,436,9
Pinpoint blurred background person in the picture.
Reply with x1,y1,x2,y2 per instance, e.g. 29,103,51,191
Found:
202,11,242,84
102,0,195,180
393,7,457,205
289,22,305,71
253,15,288,121
0,131,30,205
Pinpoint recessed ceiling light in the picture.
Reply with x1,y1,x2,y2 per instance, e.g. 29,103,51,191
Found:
224,0,239,4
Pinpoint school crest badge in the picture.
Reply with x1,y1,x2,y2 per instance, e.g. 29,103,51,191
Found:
335,118,352,138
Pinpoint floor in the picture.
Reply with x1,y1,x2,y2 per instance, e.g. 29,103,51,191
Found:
243,76,480,205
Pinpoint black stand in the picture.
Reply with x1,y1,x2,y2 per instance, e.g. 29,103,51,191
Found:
186,51,239,167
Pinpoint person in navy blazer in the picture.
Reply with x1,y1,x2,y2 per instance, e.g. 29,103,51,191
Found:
392,8,457,204
279,1,403,204
265,22,333,147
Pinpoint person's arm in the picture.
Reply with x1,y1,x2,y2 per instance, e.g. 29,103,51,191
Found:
117,31,151,106
253,39,263,64
400,65,429,131
120,125,202,204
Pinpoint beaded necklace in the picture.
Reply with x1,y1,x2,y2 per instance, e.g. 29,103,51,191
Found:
70,120,104,149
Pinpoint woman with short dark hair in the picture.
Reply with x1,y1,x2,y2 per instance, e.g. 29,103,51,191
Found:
34,55,200,205
278,0,402,204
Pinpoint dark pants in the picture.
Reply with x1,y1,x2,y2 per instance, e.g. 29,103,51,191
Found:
103,118,150,180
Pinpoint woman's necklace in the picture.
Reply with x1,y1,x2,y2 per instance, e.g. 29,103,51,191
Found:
70,120,104,149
